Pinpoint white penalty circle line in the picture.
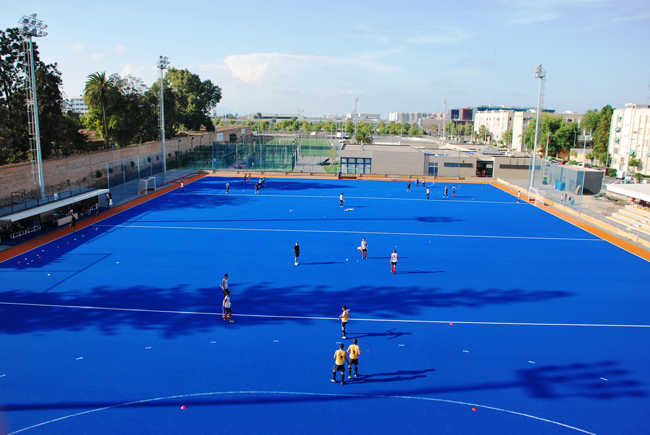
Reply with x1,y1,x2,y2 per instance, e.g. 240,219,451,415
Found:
94,224,602,242
7,390,596,435
0,301,647,328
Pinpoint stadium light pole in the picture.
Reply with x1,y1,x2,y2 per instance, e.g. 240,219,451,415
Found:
18,14,47,199
157,56,170,178
529,64,546,192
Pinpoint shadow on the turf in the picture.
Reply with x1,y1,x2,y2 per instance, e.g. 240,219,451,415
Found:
301,262,345,265
348,328,411,340
2,361,645,413
396,270,443,275
351,368,436,384
0,282,573,337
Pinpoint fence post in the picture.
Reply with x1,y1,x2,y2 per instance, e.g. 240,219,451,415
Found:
107,162,110,190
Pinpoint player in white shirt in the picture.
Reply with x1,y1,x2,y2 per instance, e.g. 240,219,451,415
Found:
340,193,344,207
360,238,368,259
390,249,398,274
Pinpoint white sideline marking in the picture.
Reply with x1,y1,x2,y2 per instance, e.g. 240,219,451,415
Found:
95,224,602,242
0,301,648,328
6,390,597,435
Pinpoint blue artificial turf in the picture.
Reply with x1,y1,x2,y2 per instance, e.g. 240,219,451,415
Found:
0,176,649,435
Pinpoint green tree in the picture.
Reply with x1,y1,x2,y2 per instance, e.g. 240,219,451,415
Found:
1,28,86,163
376,121,386,135
84,71,117,149
165,68,221,131
409,123,421,136
593,105,613,165
345,119,355,134
503,128,513,147
353,131,374,144
581,109,600,133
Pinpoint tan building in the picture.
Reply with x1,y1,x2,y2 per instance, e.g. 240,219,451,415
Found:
608,103,650,177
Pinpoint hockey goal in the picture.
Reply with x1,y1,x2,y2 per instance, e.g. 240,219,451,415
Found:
530,188,546,206
138,177,156,195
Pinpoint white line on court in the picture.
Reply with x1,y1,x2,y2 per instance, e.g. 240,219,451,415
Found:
6,390,597,435
0,301,647,328
180,192,520,205
94,224,603,242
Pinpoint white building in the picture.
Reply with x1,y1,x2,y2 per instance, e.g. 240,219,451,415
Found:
67,96,89,115
389,112,436,123
474,109,583,152
609,103,650,177
473,110,514,142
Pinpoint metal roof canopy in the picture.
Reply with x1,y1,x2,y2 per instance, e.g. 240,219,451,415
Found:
606,183,650,203
2,189,109,222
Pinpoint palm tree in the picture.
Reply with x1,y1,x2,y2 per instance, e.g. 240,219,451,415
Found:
84,72,116,149
354,131,374,145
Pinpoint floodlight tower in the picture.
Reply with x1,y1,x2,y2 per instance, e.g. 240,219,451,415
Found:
18,14,48,199
157,56,170,177
529,64,546,192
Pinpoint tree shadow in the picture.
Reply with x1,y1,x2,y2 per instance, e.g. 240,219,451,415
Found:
1,361,644,414
348,328,411,340
0,282,573,337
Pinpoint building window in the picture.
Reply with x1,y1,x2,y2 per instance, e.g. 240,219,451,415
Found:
340,157,371,174
428,161,438,176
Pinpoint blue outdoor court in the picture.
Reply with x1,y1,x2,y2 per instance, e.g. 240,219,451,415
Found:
1,176,649,435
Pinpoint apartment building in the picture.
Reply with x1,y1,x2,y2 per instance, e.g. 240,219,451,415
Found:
609,103,650,177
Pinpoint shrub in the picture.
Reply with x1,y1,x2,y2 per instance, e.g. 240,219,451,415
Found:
95,169,102,178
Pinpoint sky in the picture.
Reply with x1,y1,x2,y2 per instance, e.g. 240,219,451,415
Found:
2,0,650,117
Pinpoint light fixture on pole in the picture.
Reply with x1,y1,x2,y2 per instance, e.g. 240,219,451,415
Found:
18,13,48,199
157,55,170,177
529,64,546,192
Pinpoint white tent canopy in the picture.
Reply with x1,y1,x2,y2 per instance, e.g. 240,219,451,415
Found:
605,184,650,202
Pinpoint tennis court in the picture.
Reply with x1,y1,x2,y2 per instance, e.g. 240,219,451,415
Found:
0,176,649,435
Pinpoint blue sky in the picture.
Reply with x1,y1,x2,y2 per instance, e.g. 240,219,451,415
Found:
2,0,649,117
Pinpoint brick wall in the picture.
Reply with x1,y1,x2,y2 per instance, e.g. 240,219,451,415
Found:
0,132,227,199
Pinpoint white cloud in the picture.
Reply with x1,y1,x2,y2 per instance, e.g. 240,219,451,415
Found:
406,27,472,45
114,45,128,55
71,43,86,52
222,52,402,87
90,52,106,61
120,63,158,86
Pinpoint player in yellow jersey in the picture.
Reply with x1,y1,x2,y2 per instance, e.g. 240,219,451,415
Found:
347,338,361,378
338,305,350,339
332,343,349,385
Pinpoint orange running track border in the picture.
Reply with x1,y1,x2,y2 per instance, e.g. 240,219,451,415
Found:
490,181,650,262
0,174,205,264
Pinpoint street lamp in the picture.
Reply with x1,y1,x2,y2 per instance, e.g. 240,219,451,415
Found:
18,14,48,199
157,55,170,177
529,64,546,192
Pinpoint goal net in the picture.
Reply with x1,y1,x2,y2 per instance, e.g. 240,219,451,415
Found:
341,167,358,179
530,188,546,206
138,177,156,195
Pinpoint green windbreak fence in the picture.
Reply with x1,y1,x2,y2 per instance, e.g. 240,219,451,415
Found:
174,137,321,172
